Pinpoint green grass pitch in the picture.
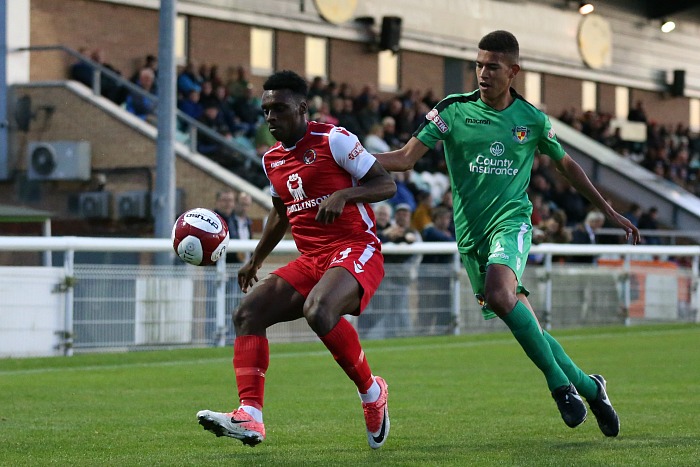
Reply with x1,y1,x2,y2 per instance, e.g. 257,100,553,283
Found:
1,324,698,466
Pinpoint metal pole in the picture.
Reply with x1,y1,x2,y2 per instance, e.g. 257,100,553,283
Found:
0,0,8,180
623,254,631,326
544,253,552,330
153,0,177,265
43,218,52,267
215,257,227,347
692,255,700,324
63,249,75,356
451,252,461,335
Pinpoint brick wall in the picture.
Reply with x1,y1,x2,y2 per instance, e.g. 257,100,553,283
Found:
542,74,583,119
31,0,159,82
400,51,443,98
1,84,267,235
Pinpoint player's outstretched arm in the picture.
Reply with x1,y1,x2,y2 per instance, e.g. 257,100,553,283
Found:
374,137,430,172
316,161,396,224
554,154,641,244
238,197,289,292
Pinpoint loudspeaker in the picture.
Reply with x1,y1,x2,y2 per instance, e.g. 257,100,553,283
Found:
380,16,402,53
671,69,685,97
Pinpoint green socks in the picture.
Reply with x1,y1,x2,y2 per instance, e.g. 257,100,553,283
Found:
542,330,598,400
501,301,569,391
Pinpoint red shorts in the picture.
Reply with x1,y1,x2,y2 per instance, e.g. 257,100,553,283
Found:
272,241,384,314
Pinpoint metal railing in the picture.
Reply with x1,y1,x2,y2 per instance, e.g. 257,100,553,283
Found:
0,236,698,357
13,45,262,168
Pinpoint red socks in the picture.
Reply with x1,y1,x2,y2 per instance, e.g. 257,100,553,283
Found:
320,318,374,393
233,335,269,410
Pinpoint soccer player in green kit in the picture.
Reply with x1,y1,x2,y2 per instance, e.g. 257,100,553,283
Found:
375,30,639,436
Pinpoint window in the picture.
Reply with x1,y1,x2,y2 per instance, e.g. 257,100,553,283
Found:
690,99,700,133
175,15,188,66
305,36,328,80
378,50,398,93
581,80,597,112
524,72,542,108
615,86,629,120
251,28,274,76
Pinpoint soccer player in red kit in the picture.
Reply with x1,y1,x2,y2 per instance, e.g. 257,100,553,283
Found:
197,70,397,449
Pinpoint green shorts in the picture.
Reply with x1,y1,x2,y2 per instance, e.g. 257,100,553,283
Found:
460,221,532,320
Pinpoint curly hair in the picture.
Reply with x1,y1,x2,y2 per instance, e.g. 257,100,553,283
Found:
262,70,309,98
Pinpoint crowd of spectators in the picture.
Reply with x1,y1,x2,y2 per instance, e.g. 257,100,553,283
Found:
70,49,692,255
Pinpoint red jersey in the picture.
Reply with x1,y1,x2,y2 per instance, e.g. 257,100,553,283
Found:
262,121,380,255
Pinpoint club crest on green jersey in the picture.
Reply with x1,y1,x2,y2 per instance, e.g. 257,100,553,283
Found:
512,125,530,143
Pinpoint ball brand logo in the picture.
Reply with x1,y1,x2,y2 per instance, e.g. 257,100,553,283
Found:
287,173,307,202
185,211,220,232
489,142,505,157
303,149,316,164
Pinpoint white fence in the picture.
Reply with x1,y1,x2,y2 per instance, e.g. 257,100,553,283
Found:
0,236,698,357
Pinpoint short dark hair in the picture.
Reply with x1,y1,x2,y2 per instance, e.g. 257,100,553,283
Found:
478,30,519,63
263,70,308,98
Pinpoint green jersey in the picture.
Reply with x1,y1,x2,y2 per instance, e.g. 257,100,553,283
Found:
414,88,566,253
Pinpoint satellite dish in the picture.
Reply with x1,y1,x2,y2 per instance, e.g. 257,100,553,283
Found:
31,145,57,176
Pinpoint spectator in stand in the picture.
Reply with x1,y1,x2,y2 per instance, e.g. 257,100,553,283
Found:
570,210,605,263
530,209,572,264
226,65,250,101
623,203,643,227
130,54,158,88
387,171,417,212
307,76,326,100
437,188,456,236
254,121,277,156
199,80,217,109
337,98,364,139
232,83,263,138
197,102,234,166
177,62,203,96
382,116,402,150
411,190,433,233
178,89,204,128
552,180,589,225
363,123,391,154
313,100,339,126
353,84,376,113
357,96,382,136
418,206,456,334
229,192,253,263
70,47,93,88
373,202,393,232
90,48,126,104
208,65,224,88
628,100,648,123
126,67,157,123
637,206,661,245
214,190,238,262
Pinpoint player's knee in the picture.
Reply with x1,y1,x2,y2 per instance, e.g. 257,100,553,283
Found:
302,295,334,332
233,301,258,330
483,289,516,315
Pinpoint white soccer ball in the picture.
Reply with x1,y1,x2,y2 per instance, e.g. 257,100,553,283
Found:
171,208,229,266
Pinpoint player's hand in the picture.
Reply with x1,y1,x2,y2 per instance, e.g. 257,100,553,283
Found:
238,260,261,293
316,192,347,224
612,212,641,245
